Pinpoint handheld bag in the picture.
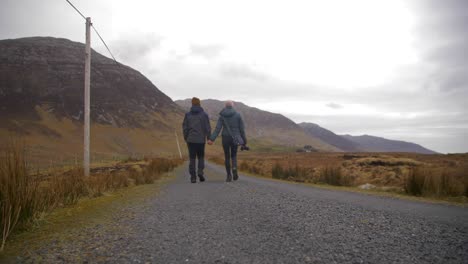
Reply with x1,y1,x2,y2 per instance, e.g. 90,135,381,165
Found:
220,116,244,145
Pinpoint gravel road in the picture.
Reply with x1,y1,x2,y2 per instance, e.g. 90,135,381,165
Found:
13,162,468,263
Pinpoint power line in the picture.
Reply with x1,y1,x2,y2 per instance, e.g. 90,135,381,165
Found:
64,0,117,62
91,25,117,62
65,0,86,20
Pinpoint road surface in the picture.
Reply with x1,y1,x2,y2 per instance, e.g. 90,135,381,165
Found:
14,162,468,263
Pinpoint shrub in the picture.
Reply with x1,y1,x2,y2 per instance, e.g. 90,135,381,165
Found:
319,166,348,186
85,172,129,197
128,158,182,185
0,144,41,251
239,161,249,171
404,167,425,196
49,169,88,205
271,163,284,179
404,166,466,197
128,169,143,185
357,157,421,167
271,163,309,181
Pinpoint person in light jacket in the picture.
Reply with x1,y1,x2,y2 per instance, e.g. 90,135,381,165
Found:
208,101,247,182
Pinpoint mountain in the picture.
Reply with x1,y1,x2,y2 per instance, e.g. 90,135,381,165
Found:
175,99,339,152
0,37,184,163
299,123,362,152
299,122,437,154
341,134,438,154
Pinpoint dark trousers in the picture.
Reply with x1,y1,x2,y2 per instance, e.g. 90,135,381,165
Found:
187,142,205,177
222,136,238,175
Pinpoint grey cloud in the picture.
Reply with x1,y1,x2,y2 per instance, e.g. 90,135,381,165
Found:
326,102,343,109
190,44,223,59
411,0,468,41
426,68,468,92
111,33,163,64
426,41,468,68
219,64,268,81
409,0,468,93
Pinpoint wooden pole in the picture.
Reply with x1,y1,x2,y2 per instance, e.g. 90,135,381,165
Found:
84,17,91,177
175,130,182,159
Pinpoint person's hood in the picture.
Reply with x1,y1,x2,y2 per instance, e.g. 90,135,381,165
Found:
219,106,236,117
190,105,204,114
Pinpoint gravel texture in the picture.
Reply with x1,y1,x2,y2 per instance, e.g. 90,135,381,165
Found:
11,162,468,263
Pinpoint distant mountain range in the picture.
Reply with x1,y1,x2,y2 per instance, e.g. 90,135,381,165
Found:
299,122,437,154
341,134,438,154
0,36,438,160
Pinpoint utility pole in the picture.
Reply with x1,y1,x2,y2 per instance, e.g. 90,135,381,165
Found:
84,17,91,176
175,130,182,159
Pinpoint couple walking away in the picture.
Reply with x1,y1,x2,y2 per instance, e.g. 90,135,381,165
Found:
182,97,247,183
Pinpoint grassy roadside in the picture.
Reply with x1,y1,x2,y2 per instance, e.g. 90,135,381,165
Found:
209,152,467,206
0,166,181,260
238,168,467,207
0,143,184,252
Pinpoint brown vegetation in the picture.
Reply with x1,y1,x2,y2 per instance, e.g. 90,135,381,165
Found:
405,166,467,197
271,162,309,181
0,144,182,251
231,152,468,201
319,166,353,186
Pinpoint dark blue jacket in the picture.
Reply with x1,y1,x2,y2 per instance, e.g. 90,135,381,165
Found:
182,106,211,143
210,106,247,144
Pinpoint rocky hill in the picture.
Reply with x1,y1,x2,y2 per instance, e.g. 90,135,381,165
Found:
0,37,184,162
176,99,339,151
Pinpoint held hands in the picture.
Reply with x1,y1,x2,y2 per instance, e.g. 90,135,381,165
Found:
207,140,214,145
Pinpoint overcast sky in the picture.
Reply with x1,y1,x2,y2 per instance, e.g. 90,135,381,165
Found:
1,0,467,153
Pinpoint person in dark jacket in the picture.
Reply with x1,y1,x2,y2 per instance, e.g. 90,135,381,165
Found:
208,101,246,182
182,97,211,183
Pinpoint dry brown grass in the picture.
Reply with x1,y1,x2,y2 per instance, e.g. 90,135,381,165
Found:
209,156,224,166
129,158,182,185
0,144,183,251
405,166,467,197
319,166,353,186
0,143,41,251
235,152,468,200
355,157,422,167
240,161,262,175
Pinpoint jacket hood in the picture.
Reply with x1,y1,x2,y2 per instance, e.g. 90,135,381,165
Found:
190,105,204,113
219,107,236,118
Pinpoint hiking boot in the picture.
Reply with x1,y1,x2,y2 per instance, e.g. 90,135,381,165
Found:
190,176,197,183
233,169,238,181
198,174,205,182
226,174,232,182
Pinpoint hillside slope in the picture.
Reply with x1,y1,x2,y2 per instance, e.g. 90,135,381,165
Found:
176,99,339,152
342,134,438,154
299,122,437,154
0,37,184,163
299,122,362,152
